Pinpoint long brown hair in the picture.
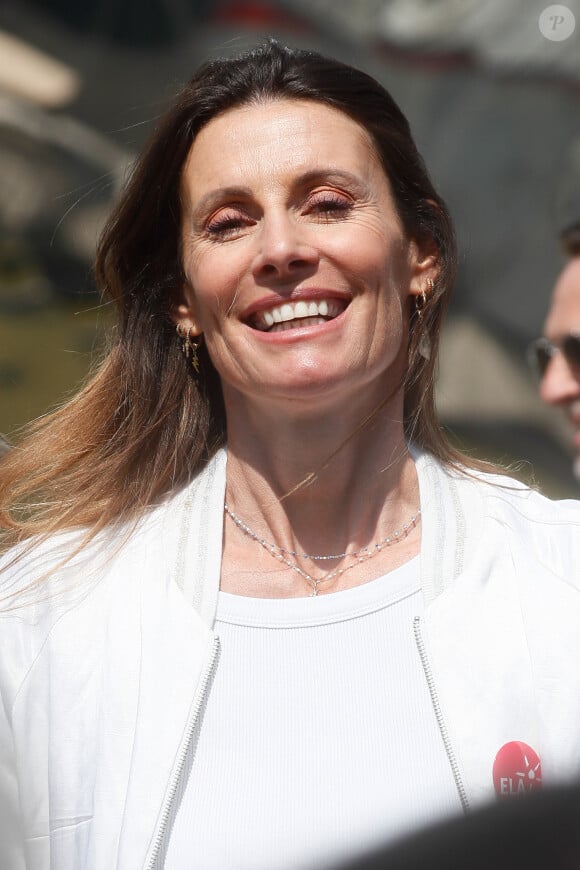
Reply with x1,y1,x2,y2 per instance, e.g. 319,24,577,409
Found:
1,40,471,553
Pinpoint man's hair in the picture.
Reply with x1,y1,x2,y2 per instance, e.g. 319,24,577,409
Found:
560,222,580,257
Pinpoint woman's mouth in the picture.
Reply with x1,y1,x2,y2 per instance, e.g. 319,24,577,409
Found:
250,298,348,333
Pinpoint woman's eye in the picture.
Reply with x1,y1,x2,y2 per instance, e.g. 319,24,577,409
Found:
205,210,249,238
307,193,353,219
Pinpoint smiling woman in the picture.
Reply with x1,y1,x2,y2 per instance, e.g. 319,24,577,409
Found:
176,98,426,419
0,40,579,870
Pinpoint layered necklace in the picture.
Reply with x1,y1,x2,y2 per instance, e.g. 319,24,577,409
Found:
224,502,421,597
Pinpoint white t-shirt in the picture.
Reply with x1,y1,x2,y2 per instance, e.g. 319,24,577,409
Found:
165,557,461,869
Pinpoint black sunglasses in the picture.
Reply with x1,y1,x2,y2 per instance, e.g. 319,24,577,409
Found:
527,334,580,379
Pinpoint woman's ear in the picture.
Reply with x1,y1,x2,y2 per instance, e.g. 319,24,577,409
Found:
170,287,203,336
407,241,440,301
407,198,444,300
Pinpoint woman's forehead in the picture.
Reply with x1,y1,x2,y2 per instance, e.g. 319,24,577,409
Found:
181,98,382,194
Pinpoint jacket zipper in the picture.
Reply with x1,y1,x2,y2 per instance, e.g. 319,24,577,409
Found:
145,634,220,870
413,616,471,814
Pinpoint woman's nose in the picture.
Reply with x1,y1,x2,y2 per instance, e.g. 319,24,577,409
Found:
251,214,319,282
539,352,580,406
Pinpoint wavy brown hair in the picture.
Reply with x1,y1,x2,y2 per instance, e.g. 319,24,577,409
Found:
1,39,470,554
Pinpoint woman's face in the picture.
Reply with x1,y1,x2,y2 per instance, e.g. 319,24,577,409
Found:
177,98,433,414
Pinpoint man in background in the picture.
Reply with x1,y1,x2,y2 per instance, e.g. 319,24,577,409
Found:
528,224,580,481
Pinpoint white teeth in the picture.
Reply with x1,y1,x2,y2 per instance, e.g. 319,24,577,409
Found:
253,297,345,330
270,316,327,333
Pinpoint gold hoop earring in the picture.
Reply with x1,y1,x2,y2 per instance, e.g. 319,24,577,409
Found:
416,277,434,318
415,291,427,319
176,323,202,374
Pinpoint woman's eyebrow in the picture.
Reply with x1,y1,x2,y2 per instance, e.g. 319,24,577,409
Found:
293,168,369,190
190,186,253,222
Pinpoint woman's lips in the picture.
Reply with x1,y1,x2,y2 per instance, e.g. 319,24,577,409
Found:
248,297,349,332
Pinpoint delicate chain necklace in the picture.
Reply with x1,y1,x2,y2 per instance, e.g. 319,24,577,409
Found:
224,502,421,597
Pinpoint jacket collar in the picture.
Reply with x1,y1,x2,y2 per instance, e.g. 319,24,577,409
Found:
162,446,482,621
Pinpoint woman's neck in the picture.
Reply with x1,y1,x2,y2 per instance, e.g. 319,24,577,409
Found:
223,392,420,561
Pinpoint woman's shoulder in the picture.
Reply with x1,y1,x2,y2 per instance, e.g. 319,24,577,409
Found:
0,507,169,701
462,465,580,525
0,448,227,611
418,448,579,557
446,460,579,574
0,500,166,619
0,454,226,707
420,448,580,517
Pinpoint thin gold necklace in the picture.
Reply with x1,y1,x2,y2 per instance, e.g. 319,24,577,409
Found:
224,503,421,596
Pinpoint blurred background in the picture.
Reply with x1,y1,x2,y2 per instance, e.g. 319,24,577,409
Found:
1,0,579,496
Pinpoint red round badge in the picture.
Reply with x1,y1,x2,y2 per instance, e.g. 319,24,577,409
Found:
493,741,542,798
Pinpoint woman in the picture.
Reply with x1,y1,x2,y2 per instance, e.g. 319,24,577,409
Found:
0,40,579,870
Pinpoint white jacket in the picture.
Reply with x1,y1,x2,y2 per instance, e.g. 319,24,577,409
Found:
0,448,579,870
